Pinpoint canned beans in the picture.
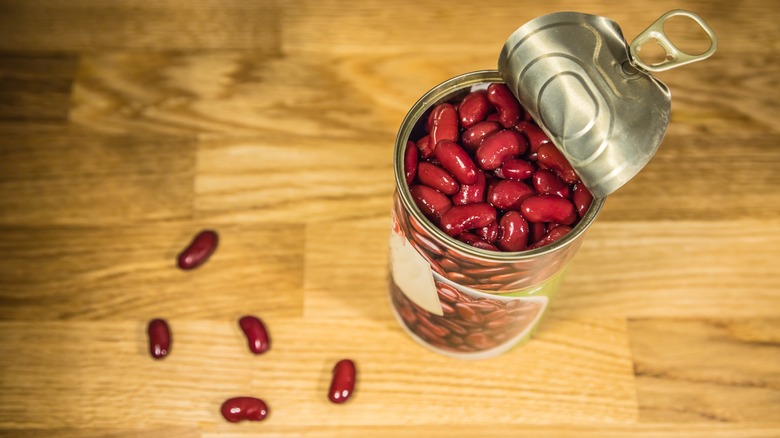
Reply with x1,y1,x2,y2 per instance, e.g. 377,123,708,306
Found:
404,83,593,253
391,280,542,353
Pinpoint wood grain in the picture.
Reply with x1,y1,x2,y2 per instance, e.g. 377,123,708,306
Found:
0,223,304,320
630,319,780,422
0,53,77,123
0,127,195,225
553,220,780,318
0,0,779,435
0,0,280,51
0,318,636,429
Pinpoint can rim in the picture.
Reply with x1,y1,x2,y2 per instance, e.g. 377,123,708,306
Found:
394,70,605,261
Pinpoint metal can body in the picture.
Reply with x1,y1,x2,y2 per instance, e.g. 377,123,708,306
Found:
389,70,605,359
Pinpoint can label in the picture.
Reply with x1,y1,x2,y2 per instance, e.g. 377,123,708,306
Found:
389,230,442,316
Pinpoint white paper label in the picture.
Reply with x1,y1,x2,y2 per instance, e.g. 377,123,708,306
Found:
389,232,442,316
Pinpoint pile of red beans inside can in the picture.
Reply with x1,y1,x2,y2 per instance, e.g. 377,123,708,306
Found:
145,230,357,424
404,83,593,252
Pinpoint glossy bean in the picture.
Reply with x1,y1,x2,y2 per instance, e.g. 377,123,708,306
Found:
458,90,491,128
530,226,573,249
488,180,535,211
429,103,459,147
533,169,571,199
573,183,594,218
417,162,459,195
439,203,497,237
416,135,434,159
404,141,418,186
147,318,171,360
528,222,547,245
496,158,534,181
515,121,551,153
537,143,579,184
410,185,453,223
487,83,521,128
475,222,498,243
475,129,528,170
451,169,486,205
462,121,501,151
177,229,218,270
520,195,576,225
329,359,357,404
434,140,479,185
238,315,271,355
221,397,269,423
497,211,529,252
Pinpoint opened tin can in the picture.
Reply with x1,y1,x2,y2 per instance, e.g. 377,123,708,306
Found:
389,11,716,358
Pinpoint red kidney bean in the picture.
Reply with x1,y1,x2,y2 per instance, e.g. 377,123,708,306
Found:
438,257,460,272
487,83,521,128
466,332,497,349
451,169,486,205
485,113,501,123
496,158,534,181
497,211,529,252
530,225,573,249
434,140,479,185
475,129,528,170
520,195,576,225
533,169,571,199
455,303,485,324
238,315,270,355
147,318,171,360
573,183,594,218
329,359,357,404
457,232,499,251
177,229,218,270
440,301,456,316
537,143,579,184
458,90,491,128
221,397,269,422
437,284,459,303
417,162,459,195
484,309,508,321
439,203,497,236
475,222,498,243
429,103,459,147
529,221,546,244
418,315,450,337
515,121,551,153
410,229,446,256
488,180,535,211
416,135,434,159
404,141,417,186
462,121,500,151
410,185,452,223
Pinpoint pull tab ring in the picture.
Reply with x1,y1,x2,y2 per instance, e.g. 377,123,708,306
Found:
630,10,718,72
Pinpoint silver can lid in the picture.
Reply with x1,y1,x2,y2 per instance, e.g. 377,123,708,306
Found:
498,10,717,198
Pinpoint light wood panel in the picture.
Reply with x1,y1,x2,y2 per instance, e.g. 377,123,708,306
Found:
0,0,280,51
0,223,304,320
0,127,195,225
0,0,778,435
554,220,780,318
0,53,77,123
630,318,780,422
0,318,636,429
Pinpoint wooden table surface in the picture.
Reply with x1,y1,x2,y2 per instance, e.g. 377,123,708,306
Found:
0,1,778,436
